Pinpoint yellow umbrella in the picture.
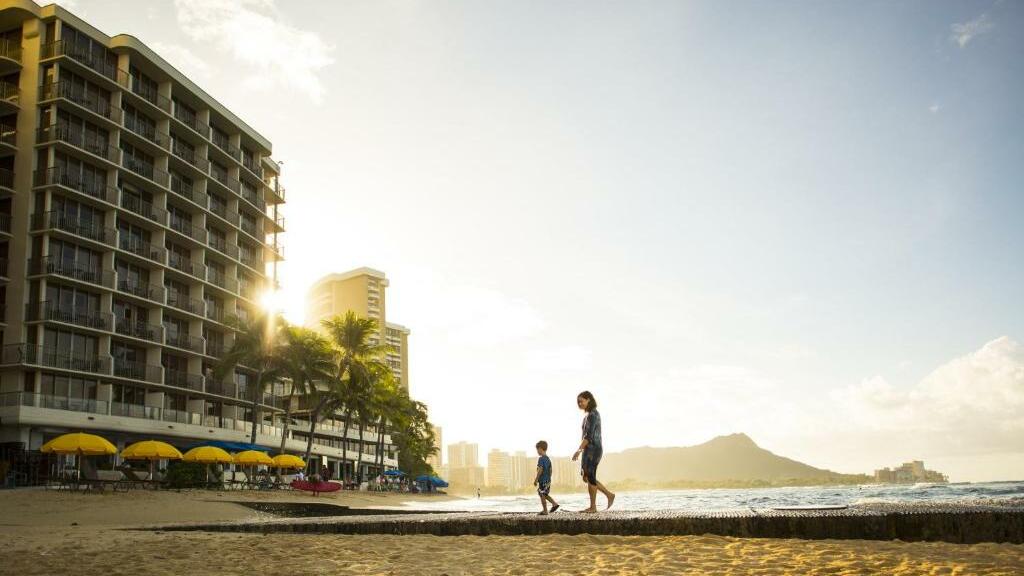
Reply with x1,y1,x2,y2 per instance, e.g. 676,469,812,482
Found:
121,440,183,461
181,446,233,464
41,432,116,456
233,450,274,466
272,454,305,469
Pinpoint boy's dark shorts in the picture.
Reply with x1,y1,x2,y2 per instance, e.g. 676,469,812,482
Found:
537,482,550,496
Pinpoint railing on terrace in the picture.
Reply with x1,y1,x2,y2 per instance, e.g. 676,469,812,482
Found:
0,392,108,415
205,341,225,357
165,330,205,353
113,358,162,383
121,79,172,114
239,218,259,238
165,369,204,391
240,187,265,211
169,216,207,243
239,250,264,270
123,115,170,149
173,109,208,138
161,408,205,425
26,301,114,331
0,258,9,278
38,124,120,163
168,252,205,278
211,137,240,160
120,193,168,224
205,268,238,292
242,155,262,177
167,291,204,316
207,236,239,259
238,280,257,301
40,41,122,83
39,81,121,123
0,123,14,147
207,202,239,226
33,167,118,204
114,318,164,343
110,401,160,420
170,177,206,206
31,211,116,245
121,155,170,187
28,256,115,288
1,343,111,374
0,168,13,189
0,81,18,106
0,213,10,234
210,171,240,194
116,279,165,303
205,305,226,323
0,39,22,63
118,236,167,264
171,143,210,172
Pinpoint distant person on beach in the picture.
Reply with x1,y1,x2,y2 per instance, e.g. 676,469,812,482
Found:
533,440,560,515
572,390,616,512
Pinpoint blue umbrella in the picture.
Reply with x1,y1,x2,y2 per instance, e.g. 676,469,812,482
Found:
383,470,405,476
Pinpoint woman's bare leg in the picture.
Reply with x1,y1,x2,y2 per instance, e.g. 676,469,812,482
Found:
582,482,598,512
595,481,616,509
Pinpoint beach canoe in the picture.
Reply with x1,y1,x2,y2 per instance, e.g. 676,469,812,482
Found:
291,480,341,494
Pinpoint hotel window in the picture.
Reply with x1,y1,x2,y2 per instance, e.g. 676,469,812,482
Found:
60,25,118,76
43,328,98,359
40,373,98,401
44,283,100,315
53,153,107,194
122,103,156,140
48,239,101,277
116,259,150,288
129,66,159,104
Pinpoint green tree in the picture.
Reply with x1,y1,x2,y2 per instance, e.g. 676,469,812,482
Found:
275,327,335,455
216,310,287,445
392,398,437,477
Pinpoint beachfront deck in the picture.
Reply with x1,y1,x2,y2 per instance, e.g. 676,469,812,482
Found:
147,501,1024,544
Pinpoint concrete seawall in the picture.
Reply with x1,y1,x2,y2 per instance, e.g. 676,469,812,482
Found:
150,502,1024,543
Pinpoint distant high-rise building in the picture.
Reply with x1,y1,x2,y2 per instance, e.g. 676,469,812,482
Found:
510,451,536,490
426,424,442,472
447,441,478,469
487,449,511,489
305,268,410,390
551,457,583,488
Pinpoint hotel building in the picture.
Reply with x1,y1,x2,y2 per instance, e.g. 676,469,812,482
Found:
0,1,395,479
305,267,410,391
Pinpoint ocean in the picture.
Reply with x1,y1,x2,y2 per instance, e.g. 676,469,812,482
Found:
405,481,1024,513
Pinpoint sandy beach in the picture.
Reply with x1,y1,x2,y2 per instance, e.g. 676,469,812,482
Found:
1,489,1023,575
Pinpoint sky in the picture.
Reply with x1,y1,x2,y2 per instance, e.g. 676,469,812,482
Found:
57,0,1024,482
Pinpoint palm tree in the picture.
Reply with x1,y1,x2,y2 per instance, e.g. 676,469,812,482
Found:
320,311,392,483
275,327,335,455
216,309,287,445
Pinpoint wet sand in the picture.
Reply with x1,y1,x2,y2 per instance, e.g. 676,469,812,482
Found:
1,488,1022,575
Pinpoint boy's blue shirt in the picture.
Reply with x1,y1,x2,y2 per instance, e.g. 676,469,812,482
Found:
537,454,552,483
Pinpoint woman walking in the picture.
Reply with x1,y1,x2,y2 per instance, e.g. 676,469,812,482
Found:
572,390,615,512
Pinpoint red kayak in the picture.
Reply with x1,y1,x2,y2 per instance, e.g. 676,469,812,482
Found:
291,480,341,494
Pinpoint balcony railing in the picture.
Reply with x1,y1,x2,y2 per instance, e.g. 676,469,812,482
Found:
211,137,240,161
38,124,120,163
122,80,172,114
113,358,162,383
239,250,264,270
41,41,121,83
1,392,108,415
239,218,260,238
165,369,204,391
29,256,115,288
169,216,207,243
2,344,111,374
210,171,241,194
27,301,114,331
242,155,262,177
121,155,170,187
32,211,116,245
0,123,14,147
206,305,226,324
39,81,121,123
170,176,207,207
0,258,8,278
165,330,205,353
0,81,18,107
205,340,225,357
205,268,238,292
0,39,22,64
238,279,258,301
123,115,170,149
207,236,239,259
116,279,165,303
110,402,160,420
0,213,9,234
33,167,118,204
171,142,210,173
0,168,12,190
240,186,265,211
167,291,204,316
118,236,167,264
120,194,168,224
207,202,239,226
168,252,205,279
173,108,209,138
114,318,164,343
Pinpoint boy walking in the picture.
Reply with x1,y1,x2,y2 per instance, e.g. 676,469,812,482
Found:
533,441,560,515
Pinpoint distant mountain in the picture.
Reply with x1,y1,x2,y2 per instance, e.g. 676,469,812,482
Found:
599,433,848,483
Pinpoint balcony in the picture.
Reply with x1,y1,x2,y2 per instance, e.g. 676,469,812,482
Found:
165,369,204,391
206,268,238,293
205,340,225,357
121,155,170,188
118,236,167,264
0,213,9,234
169,216,207,244
207,236,239,259
165,330,205,354
29,256,114,288
114,318,164,343
239,249,264,271
239,218,260,239
0,39,22,70
240,186,265,211
117,279,165,303
40,41,121,84
0,258,9,279
205,305,226,324
0,123,13,154
0,81,17,112
34,167,119,205
121,79,172,115
170,176,207,207
0,168,12,192
168,252,205,279
238,279,258,301
1,344,111,374
167,291,204,316
38,124,120,164
110,402,160,420
207,202,239,226
1,391,108,416
123,116,170,149
210,170,241,195
113,358,162,383
266,182,286,203
120,194,168,225
242,155,262,178
173,108,209,138
39,81,121,124
26,301,114,331
211,137,240,161
32,211,116,246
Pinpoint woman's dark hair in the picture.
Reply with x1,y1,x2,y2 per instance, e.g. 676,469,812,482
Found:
577,390,597,411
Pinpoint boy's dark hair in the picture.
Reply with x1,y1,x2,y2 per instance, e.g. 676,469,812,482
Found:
536,440,548,451
577,390,597,411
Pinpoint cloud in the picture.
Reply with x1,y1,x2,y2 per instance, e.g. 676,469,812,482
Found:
928,103,942,114
950,13,995,48
835,336,1024,456
172,0,334,103
149,42,212,81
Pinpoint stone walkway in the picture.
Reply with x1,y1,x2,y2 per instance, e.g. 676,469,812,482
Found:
145,501,1024,543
